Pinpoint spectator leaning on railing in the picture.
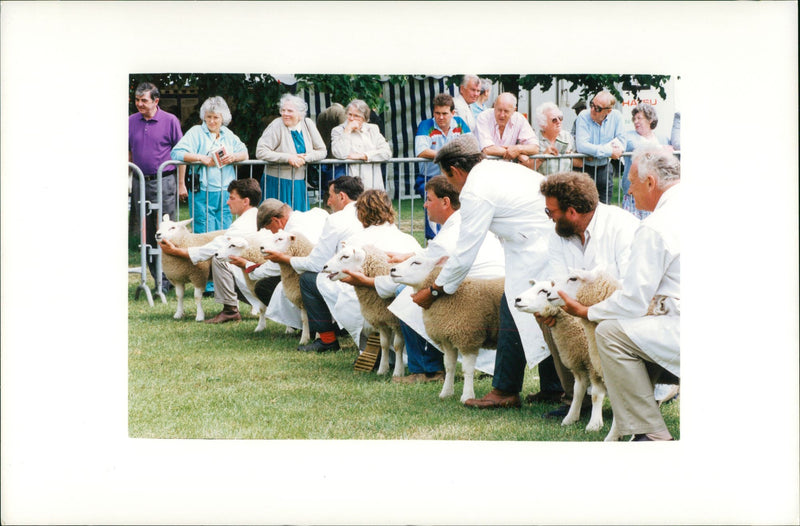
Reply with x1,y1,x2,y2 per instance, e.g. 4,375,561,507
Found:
533,101,581,176
330,99,392,192
575,91,626,204
474,92,540,171
256,93,327,212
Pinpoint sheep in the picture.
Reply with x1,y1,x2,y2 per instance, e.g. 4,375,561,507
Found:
515,279,604,432
389,255,504,403
323,245,406,377
256,229,315,345
212,234,271,332
556,268,623,441
154,214,224,321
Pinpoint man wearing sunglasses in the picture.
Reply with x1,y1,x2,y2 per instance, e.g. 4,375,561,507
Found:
575,91,626,204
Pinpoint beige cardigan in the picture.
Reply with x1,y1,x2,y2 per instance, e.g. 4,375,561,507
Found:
255,117,327,180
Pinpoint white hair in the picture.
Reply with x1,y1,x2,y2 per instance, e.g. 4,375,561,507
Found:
534,101,560,130
346,99,371,122
460,74,480,88
632,144,680,190
279,93,308,116
199,96,232,126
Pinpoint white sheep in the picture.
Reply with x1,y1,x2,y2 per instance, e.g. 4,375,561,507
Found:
389,255,504,403
212,234,271,333
557,268,623,442
256,229,315,345
515,279,605,432
154,214,224,321
323,245,406,377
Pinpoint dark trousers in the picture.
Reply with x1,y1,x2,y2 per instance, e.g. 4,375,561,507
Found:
580,163,612,204
254,275,281,307
492,294,527,393
299,272,337,334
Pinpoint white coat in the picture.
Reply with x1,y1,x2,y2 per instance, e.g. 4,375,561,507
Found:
435,160,554,366
588,184,681,376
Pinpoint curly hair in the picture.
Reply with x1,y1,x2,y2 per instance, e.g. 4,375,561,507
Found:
539,172,599,214
356,190,396,227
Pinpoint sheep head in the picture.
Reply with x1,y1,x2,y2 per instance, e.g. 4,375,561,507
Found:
155,214,193,243
214,236,248,262
322,245,367,281
514,279,564,317
388,255,444,288
258,228,293,256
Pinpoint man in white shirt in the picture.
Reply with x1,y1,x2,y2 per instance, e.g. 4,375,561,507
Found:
260,176,364,352
560,145,680,441
453,74,481,131
413,136,553,409
474,92,539,170
159,178,262,324
533,171,639,417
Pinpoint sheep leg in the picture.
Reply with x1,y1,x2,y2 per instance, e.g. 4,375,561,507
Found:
193,285,205,321
173,283,185,319
562,374,587,426
585,380,606,432
392,328,406,377
254,306,267,332
460,352,478,403
439,343,458,399
298,308,311,345
376,328,391,375
604,415,622,442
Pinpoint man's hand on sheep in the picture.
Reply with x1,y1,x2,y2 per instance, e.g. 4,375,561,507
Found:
557,291,589,319
386,252,413,264
159,239,190,259
411,287,436,310
534,312,557,327
339,269,375,289
261,250,291,265
227,255,248,269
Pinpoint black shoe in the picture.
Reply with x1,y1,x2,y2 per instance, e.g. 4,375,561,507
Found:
542,401,592,419
298,338,340,353
630,434,653,441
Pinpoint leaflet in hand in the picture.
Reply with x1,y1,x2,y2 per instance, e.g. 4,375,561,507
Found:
210,145,227,168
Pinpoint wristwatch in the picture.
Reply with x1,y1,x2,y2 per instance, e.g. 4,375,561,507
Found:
430,285,443,298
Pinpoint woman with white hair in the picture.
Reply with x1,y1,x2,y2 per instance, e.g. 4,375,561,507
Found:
330,99,392,190
621,103,671,218
171,96,249,233
533,101,580,176
256,93,327,211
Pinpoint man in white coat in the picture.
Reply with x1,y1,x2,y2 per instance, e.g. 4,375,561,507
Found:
560,145,680,441
260,176,364,352
413,135,553,409
534,171,639,417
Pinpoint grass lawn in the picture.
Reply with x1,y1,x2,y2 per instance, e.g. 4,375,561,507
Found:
127,271,680,441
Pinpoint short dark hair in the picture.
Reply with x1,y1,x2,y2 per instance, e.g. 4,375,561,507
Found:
228,177,262,206
135,82,160,101
434,135,485,175
356,190,395,227
539,172,598,214
432,93,455,112
329,175,364,201
424,175,460,210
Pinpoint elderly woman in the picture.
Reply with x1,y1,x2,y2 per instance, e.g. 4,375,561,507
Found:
621,103,671,218
533,101,581,176
256,93,327,212
330,99,392,191
171,96,249,233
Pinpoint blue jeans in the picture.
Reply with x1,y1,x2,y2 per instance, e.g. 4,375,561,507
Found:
400,322,444,374
189,189,231,233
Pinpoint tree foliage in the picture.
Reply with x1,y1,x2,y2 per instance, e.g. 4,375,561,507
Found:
481,74,671,102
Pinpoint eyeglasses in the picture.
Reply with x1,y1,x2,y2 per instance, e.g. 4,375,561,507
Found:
590,103,612,112
544,208,553,218
551,115,564,123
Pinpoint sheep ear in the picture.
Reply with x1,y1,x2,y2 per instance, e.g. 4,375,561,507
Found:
435,255,449,266
162,214,170,222
178,218,193,227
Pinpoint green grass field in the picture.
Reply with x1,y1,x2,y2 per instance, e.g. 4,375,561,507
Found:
127,271,679,441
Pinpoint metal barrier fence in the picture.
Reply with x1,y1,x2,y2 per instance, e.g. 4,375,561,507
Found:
131,151,679,302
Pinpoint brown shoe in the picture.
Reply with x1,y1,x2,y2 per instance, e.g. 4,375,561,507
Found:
204,307,241,324
464,388,521,409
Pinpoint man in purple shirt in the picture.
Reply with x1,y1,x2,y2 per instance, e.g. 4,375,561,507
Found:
129,82,184,290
